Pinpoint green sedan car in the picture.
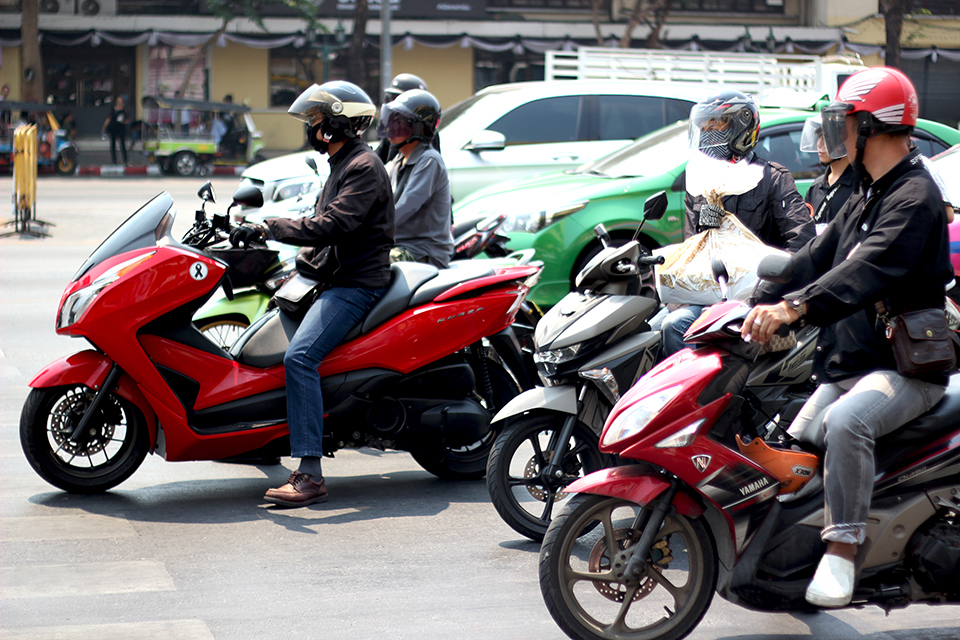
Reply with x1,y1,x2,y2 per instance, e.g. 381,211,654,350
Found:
453,107,960,308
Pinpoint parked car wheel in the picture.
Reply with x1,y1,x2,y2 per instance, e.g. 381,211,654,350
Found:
173,150,198,176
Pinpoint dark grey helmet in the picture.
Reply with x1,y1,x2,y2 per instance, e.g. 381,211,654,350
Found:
383,73,428,102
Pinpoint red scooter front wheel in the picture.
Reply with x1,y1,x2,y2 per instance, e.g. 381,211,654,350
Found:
540,493,717,640
20,385,149,493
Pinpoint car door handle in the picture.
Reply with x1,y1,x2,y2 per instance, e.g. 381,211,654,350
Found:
551,155,580,162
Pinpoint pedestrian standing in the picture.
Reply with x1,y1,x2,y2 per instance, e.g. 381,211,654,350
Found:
102,96,129,165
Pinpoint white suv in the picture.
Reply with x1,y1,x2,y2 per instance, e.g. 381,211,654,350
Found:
439,80,705,201
238,80,707,210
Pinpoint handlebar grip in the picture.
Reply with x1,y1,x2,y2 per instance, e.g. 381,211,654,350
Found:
775,322,792,337
639,255,666,266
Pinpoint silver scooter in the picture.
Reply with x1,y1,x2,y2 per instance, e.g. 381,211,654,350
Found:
485,192,668,542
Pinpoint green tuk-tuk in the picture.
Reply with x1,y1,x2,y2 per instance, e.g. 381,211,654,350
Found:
141,96,265,176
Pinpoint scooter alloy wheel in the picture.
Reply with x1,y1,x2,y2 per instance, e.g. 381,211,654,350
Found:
20,385,149,494
486,412,606,542
540,494,717,640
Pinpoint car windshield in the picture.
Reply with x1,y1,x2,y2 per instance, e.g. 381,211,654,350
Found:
933,146,960,207
575,121,689,178
73,193,176,281
439,94,485,131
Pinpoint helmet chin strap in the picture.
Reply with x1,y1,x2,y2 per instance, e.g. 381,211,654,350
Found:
851,114,873,192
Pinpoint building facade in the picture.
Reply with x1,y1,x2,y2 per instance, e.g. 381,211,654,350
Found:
1,0,958,152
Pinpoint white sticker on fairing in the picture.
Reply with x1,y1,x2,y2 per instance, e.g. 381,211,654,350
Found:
190,262,209,281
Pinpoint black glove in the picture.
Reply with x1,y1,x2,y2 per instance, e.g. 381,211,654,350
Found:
229,223,267,248
698,204,725,231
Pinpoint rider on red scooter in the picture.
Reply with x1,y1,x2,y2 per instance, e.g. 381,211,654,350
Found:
231,81,395,507
743,67,954,608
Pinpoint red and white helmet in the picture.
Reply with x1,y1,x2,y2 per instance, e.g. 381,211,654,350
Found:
819,67,919,160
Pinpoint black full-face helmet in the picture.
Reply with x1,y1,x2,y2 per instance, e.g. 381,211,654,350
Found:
288,81,376,145
688,90,760,162
383,73,428,103
376,89,441,145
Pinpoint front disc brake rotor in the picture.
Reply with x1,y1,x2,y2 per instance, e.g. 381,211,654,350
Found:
523,446,584,501
50,391,117,456
588,528,663,602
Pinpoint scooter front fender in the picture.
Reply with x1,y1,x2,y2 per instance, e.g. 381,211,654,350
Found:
29,350,159,450
566,465,704,518
492,384,578,423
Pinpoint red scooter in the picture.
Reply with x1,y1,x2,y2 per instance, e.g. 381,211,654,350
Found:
539,256,960,640
20,183,540,493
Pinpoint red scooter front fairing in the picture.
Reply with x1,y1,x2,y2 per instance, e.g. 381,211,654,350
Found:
539,294,960,640
22,189,540,493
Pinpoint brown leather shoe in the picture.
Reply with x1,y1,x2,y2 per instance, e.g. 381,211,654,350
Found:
264,471,328,507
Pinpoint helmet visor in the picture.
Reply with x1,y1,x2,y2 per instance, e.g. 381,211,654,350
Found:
688,117,734,160
288,86,340,124
376,102,414,140
820,102,854,160
799,115,824,153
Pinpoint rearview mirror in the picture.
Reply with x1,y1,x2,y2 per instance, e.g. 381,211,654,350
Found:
197,182,216,203
306,155,318,174
711,255,729,283
231,184,264,209
643,191,667,221
757,254,794,284
467,130,506,152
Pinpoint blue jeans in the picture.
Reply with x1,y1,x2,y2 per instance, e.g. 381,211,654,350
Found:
788,370,945,545
285,286,385,458
649,305,705,356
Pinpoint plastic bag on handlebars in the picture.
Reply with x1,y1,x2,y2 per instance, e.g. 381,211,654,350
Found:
654,212,788,306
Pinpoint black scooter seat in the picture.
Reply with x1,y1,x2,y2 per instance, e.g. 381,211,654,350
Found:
231,261,498,369
875,372,960,473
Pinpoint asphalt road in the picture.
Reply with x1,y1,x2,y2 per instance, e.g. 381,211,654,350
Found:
1,176,958,640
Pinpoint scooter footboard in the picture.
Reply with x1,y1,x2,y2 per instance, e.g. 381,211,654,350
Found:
566,465,704,518
29,350,158,449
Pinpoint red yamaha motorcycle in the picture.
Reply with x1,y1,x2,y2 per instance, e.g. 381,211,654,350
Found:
20,183,540,493
539,256,960,640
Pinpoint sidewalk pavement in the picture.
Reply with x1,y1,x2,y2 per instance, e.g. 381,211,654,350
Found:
73,137,285,177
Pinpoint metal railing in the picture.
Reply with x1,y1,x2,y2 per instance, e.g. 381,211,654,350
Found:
545,47,825,92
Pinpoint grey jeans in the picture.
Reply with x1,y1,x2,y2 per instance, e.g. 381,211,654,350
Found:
788,370,945,545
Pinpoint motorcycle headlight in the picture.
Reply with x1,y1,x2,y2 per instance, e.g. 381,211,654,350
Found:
654,419,705,449
274,180,320,202
534,344,581,378
601,384,683,447
58,253,155,330
500,202,587,234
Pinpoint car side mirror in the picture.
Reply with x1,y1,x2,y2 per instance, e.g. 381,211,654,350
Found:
643,191,667,221
197,182,216,203
467,130,506,152
757,254,794,284
231,184,264,209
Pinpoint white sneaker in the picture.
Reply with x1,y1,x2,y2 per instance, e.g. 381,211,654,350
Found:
805,554,855,608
